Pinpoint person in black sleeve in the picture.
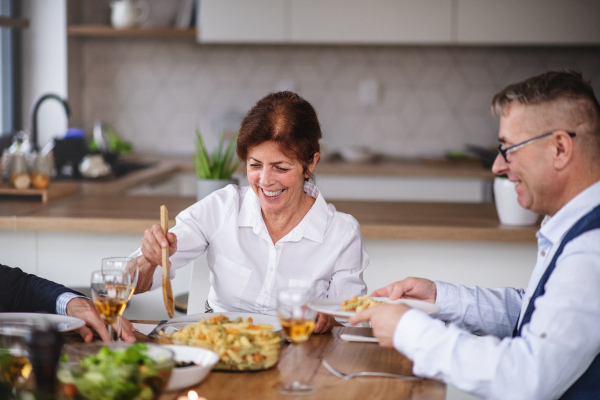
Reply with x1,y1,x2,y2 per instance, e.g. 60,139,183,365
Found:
0,264,135,342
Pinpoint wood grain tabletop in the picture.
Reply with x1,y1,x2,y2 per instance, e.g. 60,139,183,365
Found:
123,325,445,400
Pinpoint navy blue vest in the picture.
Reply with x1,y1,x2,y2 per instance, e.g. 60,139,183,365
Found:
513,204,600,399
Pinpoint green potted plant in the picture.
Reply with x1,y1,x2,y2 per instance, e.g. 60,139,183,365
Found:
193,128,240,200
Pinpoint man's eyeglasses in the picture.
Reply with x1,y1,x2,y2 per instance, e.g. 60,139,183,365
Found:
497,130,577,163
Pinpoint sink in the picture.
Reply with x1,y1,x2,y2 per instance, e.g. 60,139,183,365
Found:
126,171,248,197
112,160,155,177
126,171,198,196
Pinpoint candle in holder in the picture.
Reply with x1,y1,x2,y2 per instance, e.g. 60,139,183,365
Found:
177,390,206,400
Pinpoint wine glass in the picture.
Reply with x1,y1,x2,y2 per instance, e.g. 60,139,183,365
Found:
90,270,131,342
101,257,138,339
276,288,318,395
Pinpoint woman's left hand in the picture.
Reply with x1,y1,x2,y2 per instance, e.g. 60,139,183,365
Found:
313,312,339,334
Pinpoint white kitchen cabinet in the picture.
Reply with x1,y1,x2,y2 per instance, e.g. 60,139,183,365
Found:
456,0,600,45
198,0,453,44
197,0,600,45
198,0,286,43
289,0,452,44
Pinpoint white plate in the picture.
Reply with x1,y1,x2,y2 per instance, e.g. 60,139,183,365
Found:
0,312,85,332
308,297,440,319
168,312,281,331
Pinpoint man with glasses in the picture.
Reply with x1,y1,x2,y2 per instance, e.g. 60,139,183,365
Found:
351,70,600,399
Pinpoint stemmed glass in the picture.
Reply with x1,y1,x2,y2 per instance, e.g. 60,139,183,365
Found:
90,269,131,342
277,288,317,395
101,257,139,339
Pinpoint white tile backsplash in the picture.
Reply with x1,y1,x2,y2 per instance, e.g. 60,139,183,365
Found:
69,42,600,157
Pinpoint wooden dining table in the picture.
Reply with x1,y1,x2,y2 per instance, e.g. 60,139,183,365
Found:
65,324,445,400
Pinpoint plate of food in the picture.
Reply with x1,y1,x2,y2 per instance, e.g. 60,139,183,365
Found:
308,295,440,319
0,312,85,332
155,313,282,371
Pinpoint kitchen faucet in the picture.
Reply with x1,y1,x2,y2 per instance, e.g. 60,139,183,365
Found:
31,93,71,151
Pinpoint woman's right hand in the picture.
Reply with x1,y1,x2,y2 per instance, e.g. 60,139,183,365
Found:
370,277,437,304
141,223,178,265
136,224,178,293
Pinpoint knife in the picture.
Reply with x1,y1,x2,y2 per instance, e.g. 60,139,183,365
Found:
160,205,175,318
340,334,378,343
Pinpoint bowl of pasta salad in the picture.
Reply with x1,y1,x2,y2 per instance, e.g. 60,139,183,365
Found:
156,314,282,371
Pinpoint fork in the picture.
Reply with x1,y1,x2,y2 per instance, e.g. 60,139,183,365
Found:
322,360,421,380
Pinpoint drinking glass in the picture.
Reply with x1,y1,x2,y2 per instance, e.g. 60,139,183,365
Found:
101,257,139,340
276,288,317,395
90,270,131,342
0,322,33,397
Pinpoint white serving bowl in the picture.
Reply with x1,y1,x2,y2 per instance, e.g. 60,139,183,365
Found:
338,146,376,164
164,344,220,392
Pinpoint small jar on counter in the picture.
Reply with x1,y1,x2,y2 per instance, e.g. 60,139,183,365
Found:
30,152,51,189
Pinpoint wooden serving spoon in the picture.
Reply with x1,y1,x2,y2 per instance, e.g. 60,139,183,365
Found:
160,205,174,318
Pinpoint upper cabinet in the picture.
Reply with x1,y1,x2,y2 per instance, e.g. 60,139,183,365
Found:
197,0,600,45
199,0,286,43
456,0,600,45
288,0,451,44
198,0,452,44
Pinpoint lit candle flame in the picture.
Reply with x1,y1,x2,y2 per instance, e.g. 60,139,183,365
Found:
187,390,199,400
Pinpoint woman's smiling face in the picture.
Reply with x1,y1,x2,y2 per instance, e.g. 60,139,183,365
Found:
246,141,317,215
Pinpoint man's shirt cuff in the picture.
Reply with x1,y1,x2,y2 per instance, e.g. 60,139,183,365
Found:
56,292,87,315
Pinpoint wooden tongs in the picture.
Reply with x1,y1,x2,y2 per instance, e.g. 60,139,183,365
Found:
160,205,174,318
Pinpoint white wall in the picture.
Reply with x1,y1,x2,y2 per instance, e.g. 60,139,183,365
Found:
71,41,600,160
21,0,68,149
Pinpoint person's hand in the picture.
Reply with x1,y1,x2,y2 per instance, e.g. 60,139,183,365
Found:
66,297,136,342
141,223,178,267
313,312,339,334
137,224,178,293
119,316,137,342
370,277,437,303
349,303,411,348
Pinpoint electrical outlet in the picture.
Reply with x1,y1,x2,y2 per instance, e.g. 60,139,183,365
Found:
359,79,379,105
277,79,296,92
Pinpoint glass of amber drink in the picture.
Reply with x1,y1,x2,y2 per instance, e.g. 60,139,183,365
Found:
101,257,139,339
277,288,317,395
90,270,131,342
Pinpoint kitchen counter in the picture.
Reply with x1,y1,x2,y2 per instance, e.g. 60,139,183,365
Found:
315,157,494,178
1,196,537,242
0,155,535,242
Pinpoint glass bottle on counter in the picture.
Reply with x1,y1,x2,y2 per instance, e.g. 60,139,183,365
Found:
3,131,32,188
9,152,30,190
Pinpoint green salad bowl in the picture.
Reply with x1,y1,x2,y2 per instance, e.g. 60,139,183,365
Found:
57,342,174,400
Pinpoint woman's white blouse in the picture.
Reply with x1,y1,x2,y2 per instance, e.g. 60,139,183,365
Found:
145,182,368,315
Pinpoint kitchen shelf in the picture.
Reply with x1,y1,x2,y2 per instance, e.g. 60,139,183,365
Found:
67,25,196,39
